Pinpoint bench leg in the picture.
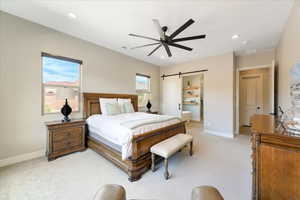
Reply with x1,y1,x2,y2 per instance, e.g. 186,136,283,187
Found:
190,141,193,156
164,158,169,180
151,153,155,172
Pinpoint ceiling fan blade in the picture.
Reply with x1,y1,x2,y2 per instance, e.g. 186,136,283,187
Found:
168,43,193,51
163,43,172,57
148,44,162,56
172,35,206,42
153,19,165,40
169,19,195,39
131,43,160,49
129,33,160,42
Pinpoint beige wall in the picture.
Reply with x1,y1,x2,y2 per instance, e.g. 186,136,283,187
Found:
276,0,300,111
237,49,275,69
0,12,160,160
160,52,235,137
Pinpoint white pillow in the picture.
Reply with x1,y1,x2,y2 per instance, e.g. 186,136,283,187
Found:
118,98,131,113
105,102,122,115
99,98,117,115
123,102,135,113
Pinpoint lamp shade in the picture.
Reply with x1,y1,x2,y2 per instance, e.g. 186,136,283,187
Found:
56,87,76,100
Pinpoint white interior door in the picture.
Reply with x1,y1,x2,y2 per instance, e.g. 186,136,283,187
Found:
161,76,182,117
240,74,263,126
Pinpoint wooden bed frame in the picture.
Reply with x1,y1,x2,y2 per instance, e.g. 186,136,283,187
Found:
83,93,186,181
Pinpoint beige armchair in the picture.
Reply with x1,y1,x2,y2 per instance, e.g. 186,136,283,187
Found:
93,184,126,200
94,184,223,200
191,186,224,200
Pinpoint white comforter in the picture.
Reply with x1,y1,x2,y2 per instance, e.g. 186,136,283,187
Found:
86,112,181,160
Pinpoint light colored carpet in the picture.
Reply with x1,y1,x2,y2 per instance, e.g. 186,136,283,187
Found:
0,123,252,200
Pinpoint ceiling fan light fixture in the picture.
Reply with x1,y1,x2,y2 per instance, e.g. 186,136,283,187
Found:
232,34,240,39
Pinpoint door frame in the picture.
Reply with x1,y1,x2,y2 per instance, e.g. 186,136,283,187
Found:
181,72,205,122
235,62,275,134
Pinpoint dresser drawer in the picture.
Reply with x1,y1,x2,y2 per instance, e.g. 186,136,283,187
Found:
53,137,82,152
52,127,82,142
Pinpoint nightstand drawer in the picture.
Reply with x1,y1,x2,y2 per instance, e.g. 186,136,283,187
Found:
53,137,82,152
52,127,82,142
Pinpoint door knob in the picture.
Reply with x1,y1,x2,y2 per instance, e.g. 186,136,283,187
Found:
257,107,260,110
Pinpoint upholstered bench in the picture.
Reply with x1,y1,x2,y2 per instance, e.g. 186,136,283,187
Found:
150,133,193,179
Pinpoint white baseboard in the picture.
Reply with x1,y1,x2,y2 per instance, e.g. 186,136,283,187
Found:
204,129,235,138
0,150,44,168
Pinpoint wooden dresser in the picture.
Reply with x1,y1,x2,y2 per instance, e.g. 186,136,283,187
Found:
251,114,300,200
45,119,86,161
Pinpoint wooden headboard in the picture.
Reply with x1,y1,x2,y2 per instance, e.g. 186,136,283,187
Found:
83,93,138,118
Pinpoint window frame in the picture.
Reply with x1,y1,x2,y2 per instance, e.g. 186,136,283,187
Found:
136,73,151,93
136,73,151,108
41,52,82,115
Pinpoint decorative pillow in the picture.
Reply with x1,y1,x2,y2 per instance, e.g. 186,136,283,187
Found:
118,98,131,113
123,102,135,113
105,103,121,115
99,98,117,115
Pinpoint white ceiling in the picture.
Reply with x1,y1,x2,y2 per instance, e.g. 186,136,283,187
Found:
0,0,294,66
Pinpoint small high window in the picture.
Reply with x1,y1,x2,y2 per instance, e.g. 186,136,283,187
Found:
136,73,151,107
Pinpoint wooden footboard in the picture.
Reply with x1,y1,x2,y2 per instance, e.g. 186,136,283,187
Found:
131,121,187,160
87,121,186,181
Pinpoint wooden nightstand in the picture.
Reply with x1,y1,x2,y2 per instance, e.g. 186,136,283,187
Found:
45,119,86,161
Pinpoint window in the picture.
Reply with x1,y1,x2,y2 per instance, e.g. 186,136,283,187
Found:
136,73,151,107
42,53,81,114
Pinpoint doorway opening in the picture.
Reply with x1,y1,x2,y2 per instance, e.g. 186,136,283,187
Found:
237,64,275,135
182,74,204,126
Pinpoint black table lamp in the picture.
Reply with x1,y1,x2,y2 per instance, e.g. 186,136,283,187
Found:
146,93,152,112
57,87,75,122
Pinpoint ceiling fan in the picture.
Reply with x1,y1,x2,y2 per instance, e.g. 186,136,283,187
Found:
129,18,206,57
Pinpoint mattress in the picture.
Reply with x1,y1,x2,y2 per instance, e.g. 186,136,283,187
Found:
86,112,181,160
88,129,122,153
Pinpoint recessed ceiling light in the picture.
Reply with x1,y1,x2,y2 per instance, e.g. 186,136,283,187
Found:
242,40,248,45
68,13,77,19
232,34,240,40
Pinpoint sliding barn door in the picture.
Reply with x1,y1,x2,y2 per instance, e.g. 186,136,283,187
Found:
161,76,182,117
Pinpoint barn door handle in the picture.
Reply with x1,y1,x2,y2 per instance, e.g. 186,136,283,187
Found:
178,103,181,110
